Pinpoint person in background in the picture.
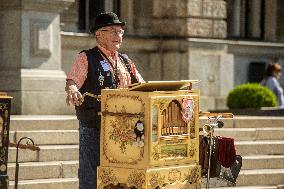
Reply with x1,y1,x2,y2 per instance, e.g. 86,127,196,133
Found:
261,59,284,107
65,12,144,189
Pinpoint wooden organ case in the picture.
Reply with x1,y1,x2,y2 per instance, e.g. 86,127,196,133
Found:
98,81,201,189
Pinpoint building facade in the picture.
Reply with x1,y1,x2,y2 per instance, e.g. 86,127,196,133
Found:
0,0,284,114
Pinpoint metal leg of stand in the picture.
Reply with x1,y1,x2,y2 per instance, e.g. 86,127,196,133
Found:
206,129,214,189
14,137,35,189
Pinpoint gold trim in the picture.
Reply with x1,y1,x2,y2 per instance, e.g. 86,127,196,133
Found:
148,172,165,189
127,170,146,189
98,168,119,189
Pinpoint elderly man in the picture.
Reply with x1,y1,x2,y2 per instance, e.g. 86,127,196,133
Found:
65,12,144,189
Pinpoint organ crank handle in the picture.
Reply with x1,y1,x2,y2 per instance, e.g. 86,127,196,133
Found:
82,92,101,101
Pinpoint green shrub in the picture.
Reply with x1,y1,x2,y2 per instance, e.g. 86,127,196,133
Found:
227,83,277,109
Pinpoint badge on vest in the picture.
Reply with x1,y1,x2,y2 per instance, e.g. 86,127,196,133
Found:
98,72,104,86
100,60,110,72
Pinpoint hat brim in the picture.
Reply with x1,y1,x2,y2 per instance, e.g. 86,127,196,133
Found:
90,22,126,33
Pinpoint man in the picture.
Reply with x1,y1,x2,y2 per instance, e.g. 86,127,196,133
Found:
65,12,144,189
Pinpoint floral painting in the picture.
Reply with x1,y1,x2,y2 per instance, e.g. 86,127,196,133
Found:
109,117,136,153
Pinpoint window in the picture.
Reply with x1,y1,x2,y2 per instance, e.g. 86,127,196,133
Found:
78,0,121,32
248,62,266,83
227,0,265,40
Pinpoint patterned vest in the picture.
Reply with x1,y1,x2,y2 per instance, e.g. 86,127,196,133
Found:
75,47,138,126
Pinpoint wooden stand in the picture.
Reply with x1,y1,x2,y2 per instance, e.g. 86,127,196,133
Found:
0,92,12,189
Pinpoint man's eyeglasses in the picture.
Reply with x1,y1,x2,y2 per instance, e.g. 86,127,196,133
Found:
100,29,125,35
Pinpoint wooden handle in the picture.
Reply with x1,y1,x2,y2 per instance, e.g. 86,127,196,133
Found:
9,142,40,151
199,112,234,118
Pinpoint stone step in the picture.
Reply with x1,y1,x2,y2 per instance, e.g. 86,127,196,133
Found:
10,115,78,131
11,115,284,132
214,128,284,141
9,130,79,145
7,115,284,189
233,117,284,128
9,178,78,189
8,145,78,163
242,155,284,169
6,157,283,185
7,161,78,181
8,178,279,189
237,169,284,186
199,116,284,129
8,127,283,146
235,140,284,155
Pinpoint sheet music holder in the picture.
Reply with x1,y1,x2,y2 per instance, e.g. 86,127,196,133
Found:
128,80,199,91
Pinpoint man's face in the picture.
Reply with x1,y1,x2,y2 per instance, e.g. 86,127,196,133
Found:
96,25,124,52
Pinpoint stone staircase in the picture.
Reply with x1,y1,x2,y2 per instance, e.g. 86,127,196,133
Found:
200,116,284,189
7,115,284,189
8,115,79,189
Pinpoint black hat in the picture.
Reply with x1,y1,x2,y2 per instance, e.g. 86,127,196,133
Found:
90,12,126,33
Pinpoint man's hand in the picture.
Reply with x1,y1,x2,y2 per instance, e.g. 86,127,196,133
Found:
65,80,83,106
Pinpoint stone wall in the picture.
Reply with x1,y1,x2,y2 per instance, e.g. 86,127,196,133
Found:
228,41,284,86
0,0,74,115
152,0,227,38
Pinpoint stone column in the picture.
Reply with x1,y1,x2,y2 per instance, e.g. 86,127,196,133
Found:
0,0,74,115
248,0,262,38
120,0,135,35
277,0,284,42
231,0,241,37
264,0,277,41
60,0,79,32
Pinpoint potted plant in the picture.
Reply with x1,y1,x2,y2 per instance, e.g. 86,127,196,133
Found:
225,83,281,116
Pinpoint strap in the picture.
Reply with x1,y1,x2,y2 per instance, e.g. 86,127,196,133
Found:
119,54,138,84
